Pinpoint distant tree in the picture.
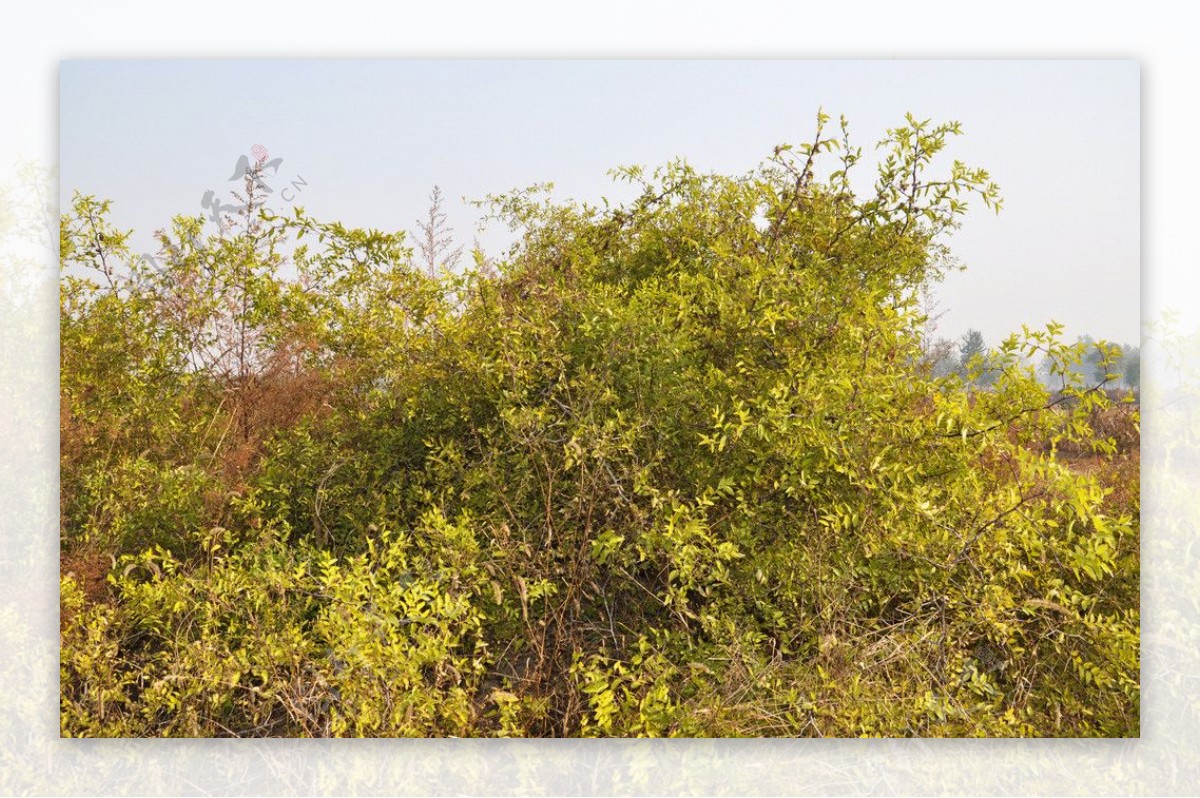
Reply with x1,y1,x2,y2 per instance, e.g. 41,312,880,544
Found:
1081,337,1109,385
924,336,959,379
918,285,945,348
1123,345,1141,390
1040,336,1132,392
958,328,985,372
958,328,997,385
1077,336,1134,388
413,185,463,277
914,288,958,379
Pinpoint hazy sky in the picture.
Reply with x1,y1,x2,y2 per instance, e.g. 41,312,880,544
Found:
60,60,1139,346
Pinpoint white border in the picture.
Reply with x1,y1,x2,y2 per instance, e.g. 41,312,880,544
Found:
2,3,1195,794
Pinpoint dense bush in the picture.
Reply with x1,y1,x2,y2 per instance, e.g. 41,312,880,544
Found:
61,114,1139,737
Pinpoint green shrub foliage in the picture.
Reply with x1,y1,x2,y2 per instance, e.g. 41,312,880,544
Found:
61,114,1138,737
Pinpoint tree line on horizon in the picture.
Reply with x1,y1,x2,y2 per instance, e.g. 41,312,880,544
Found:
923,329,1140,393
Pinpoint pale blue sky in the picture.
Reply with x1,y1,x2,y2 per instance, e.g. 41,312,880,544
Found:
60,60,1140,346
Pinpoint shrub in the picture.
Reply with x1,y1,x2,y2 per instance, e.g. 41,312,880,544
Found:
61,114,1138,737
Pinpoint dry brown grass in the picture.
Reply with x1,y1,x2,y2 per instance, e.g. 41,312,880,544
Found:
59,548,111,629
1054,395,1140,458
1054,402,1140,519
